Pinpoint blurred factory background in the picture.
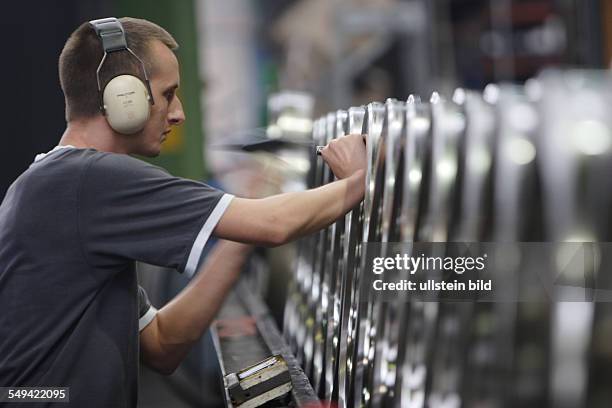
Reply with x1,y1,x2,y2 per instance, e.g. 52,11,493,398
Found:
2,0,612,407
3,0,610,199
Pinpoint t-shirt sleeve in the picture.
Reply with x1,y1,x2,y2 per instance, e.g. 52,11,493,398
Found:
78,153,233,277
138,285,157,332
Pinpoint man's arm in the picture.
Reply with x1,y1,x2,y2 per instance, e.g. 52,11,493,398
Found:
213,133,367,246
139,240,252,375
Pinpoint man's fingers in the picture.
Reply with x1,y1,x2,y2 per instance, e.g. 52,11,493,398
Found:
317,134,366,155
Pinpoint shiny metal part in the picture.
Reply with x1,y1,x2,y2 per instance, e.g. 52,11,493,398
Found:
535,70,612,408
426,90,493,408
337,106,366,408
283,117,325,362
367,99,408,408
449,89,496,242
399,95,430,244
311,112,337,396
391,95,431,408
301,117,328,378
353,102,387,408
399,92,464,408
323,110,349,402
462,85,544,408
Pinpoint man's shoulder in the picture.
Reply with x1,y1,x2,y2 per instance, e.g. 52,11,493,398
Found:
69,151,171,185
32,148,162,171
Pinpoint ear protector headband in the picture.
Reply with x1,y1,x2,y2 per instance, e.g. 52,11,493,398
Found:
89,17,155,134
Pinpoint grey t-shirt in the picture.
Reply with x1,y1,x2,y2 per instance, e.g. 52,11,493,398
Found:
0,147,233,407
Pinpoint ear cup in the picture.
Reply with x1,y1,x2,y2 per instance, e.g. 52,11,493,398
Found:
103,75,151,134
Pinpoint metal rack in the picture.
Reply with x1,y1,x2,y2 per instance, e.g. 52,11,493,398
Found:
283,69,612,408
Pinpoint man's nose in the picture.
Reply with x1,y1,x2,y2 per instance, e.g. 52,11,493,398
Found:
168,97,186,126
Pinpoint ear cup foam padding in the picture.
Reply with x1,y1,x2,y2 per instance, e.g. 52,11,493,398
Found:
103,75,151,134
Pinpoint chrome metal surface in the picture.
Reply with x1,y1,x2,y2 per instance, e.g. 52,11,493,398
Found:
337,107,366,408
352,102,386,408
391,95,431,408
399,92,465,408
281,72,612,408
368,99,408,408
535,71,612,408
323,110,350,402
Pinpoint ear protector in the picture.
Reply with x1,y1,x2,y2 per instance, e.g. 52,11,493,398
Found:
89,18,155,134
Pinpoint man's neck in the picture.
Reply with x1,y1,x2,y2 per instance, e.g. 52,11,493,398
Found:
59,117,130,154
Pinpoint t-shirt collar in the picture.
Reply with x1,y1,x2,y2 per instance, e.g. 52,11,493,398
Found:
33,145,77,163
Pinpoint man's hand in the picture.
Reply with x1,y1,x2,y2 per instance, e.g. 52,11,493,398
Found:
319,134,367,179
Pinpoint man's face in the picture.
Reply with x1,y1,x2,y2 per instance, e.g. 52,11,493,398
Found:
131,40,185,157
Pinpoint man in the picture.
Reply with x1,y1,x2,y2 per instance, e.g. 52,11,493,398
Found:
0,17,366,407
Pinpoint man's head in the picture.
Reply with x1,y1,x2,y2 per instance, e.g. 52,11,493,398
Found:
59,17,185,156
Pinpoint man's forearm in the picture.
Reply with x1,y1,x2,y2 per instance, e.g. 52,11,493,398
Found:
269,168,366,241
215,169,366,246
141,240,252,374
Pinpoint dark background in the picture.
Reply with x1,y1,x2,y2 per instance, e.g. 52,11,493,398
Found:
1,0,112,198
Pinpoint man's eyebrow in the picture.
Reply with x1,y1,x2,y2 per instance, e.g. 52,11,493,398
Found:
164,83,179,93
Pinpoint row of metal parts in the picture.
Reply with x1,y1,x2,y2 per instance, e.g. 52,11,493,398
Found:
282,69,612,408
